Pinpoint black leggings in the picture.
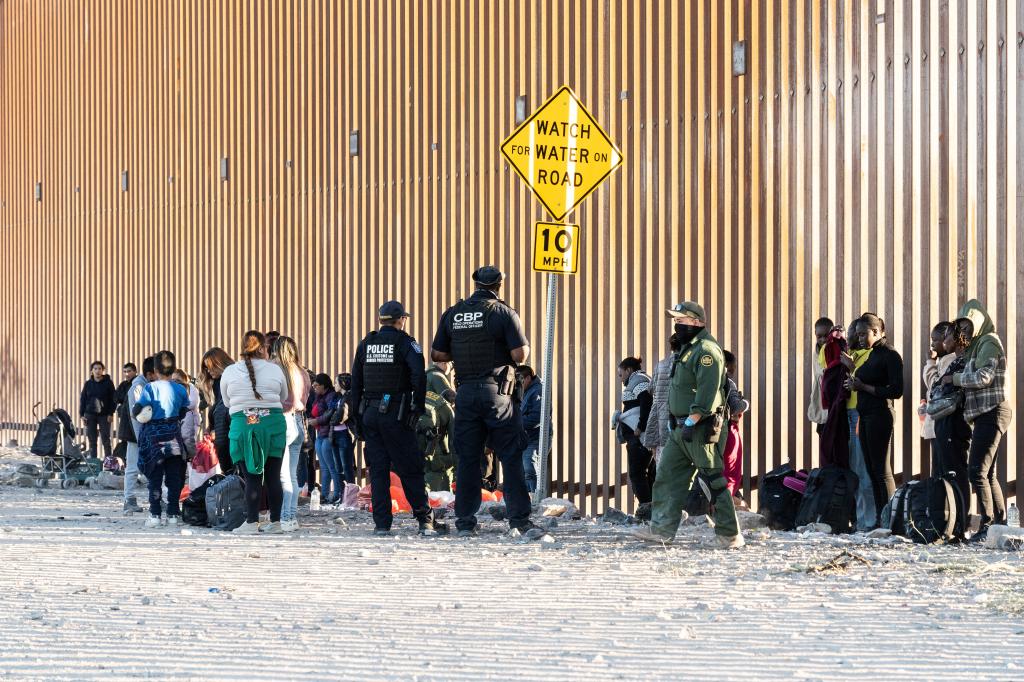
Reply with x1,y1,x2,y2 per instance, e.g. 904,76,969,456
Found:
933,409,972,509
968,402,1012,528
625,434,657,504
858,409,895,527
85,416,113,459
238,457,284,524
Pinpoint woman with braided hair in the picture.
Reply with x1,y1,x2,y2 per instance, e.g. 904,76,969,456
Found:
221,330,290,534
931,318,974,508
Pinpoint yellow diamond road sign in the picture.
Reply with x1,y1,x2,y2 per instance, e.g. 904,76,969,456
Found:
501,86,623,221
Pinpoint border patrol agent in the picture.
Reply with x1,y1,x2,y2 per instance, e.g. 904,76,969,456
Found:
349,300,446,536
634,301,744,549
431,265,536,536
426,361,455,396
417,388,456,491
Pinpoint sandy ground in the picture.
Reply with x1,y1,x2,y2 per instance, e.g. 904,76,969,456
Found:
1,451,1023,681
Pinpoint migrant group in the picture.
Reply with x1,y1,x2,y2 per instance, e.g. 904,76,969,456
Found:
74,264,1013,547
76,266,550,538
803,299,1014,543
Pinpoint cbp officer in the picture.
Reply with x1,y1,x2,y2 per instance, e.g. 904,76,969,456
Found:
633,301,744,549
431,265,536,536
349,300,446,536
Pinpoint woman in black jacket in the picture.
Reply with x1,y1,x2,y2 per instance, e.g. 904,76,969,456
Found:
79,361,116,459
199,347,235,475
846,314,904,528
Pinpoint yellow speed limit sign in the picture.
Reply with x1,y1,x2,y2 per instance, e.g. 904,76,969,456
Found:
533,222,580,275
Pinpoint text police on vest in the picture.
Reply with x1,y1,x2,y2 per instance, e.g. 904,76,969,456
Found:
366,344,396,363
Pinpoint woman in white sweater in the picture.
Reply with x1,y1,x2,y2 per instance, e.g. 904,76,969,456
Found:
221,330,290,534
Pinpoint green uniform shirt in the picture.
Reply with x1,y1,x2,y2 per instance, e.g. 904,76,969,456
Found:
668,328,726,419
425,366,455,397
417,390,454,456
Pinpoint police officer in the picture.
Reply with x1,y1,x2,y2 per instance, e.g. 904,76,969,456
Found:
633,301,744,549
431,265,536,536
416,388,456,492
349,300,446,536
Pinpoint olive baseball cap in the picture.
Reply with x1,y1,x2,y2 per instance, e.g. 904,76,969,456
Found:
379,300,410,320
666,301,706,322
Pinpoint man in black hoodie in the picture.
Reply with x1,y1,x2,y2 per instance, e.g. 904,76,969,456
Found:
79,361,116,460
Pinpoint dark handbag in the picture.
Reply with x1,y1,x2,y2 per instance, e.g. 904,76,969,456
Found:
925,390,962,419
926,359,966,420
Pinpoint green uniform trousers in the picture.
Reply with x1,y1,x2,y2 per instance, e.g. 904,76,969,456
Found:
424,448,455,492
650,427,739,538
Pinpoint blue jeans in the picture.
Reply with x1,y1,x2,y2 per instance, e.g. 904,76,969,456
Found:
333,429,356,484
315,435,343,502
280,413,304,522
848,409,876,531
123,441,140,502
522,442,541,493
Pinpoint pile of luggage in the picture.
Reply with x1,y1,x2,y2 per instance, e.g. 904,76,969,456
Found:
759,463,967,544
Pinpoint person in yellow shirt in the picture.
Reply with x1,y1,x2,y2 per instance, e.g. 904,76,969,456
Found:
807,318,834,430
840,322,874,531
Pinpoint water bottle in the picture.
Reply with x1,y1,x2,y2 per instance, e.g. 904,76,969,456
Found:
310,489,321,512
1008,502,1019,527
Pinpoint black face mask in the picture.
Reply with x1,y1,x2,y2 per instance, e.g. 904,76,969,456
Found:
674,323,702,345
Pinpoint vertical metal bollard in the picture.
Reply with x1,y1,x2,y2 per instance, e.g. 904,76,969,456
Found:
535,271,557,504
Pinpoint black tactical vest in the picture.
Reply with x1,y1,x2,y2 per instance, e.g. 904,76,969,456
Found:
361,331,412,396
447,298,500,381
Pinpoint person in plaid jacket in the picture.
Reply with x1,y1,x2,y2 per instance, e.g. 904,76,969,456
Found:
942,300,1013,541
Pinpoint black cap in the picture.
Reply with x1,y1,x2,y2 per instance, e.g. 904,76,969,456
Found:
378,300,410,320
472,265,505,286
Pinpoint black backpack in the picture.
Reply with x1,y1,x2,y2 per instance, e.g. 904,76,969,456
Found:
884,476,966,544
181,474,225,527
758,463,805,531
793,466,858,534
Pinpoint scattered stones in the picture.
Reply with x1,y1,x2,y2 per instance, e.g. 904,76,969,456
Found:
599,507,631,525
984,525,1024,550
737,511,768,530
524,528,547,541
539,497,579,519
797,522,833,535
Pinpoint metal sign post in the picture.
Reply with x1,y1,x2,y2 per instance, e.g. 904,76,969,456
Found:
500,86,623,505
535,270,557,502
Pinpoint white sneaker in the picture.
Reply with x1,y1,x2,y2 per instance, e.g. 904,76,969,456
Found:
280,519,300,533
144,515,161,528
165,516,179,527
259,522,284,535
706,534,745,550
233,521,261,535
